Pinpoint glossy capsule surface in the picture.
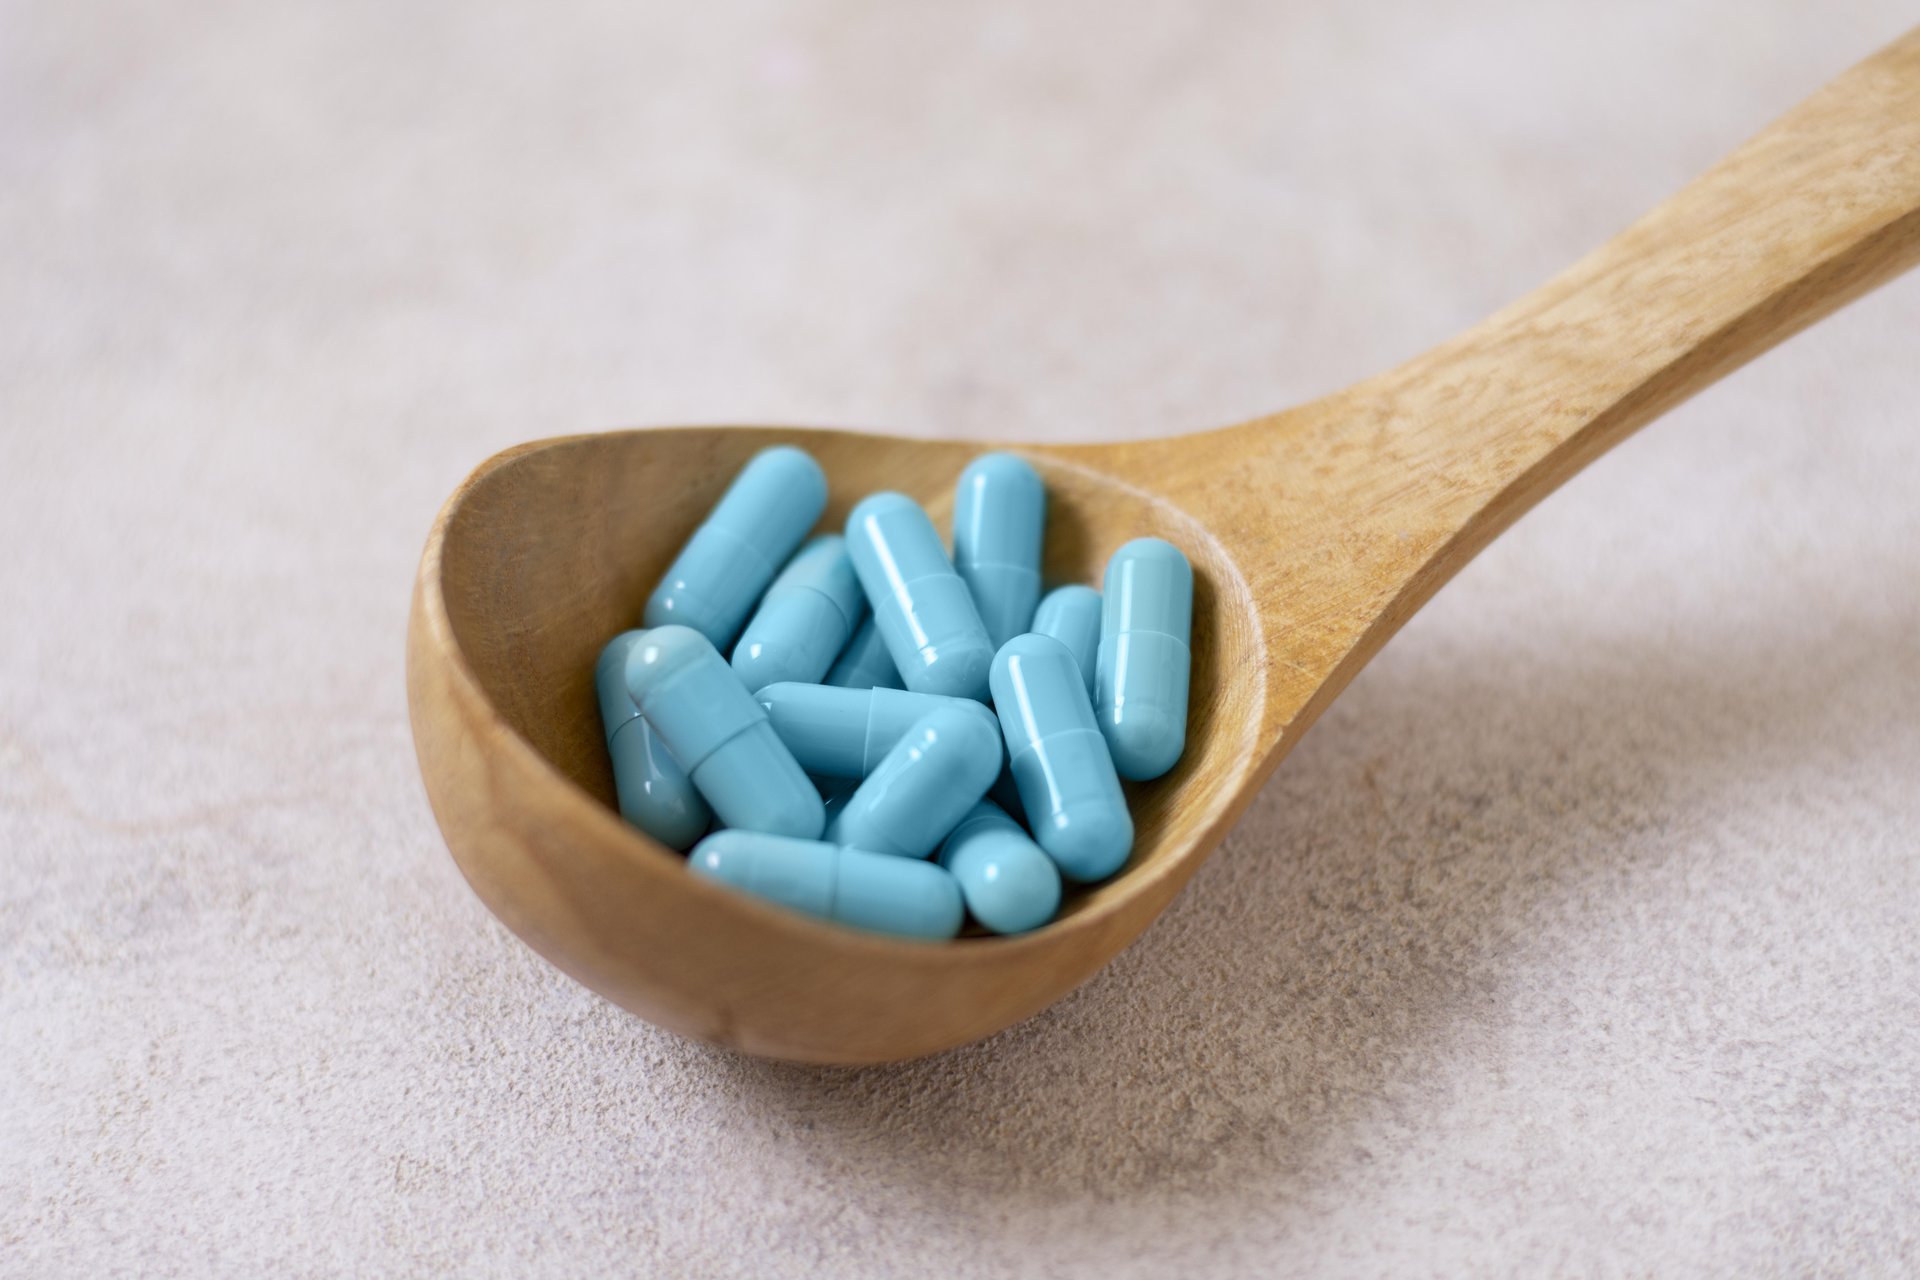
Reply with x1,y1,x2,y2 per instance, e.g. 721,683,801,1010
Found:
939,801,1063,935
1095,537,1193,780
594,631,712,849
731,534,866,690
690,831,964,940
824,615,903,690
757,683,983,778
953,453,1045,648
989,633,1132,883
827,703,1004,859
644,446,828,649
624,626,824,839
1032,584,1101,695
845,492,994,701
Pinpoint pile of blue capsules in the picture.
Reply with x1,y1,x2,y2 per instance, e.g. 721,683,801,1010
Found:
594,445,1192,940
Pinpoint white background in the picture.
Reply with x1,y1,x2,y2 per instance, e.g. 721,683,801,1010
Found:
5,1,1918,1274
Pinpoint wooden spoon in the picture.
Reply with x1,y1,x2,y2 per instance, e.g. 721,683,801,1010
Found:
408,31,1920,1064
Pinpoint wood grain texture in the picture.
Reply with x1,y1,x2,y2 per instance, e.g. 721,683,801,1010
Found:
407,29,1920,1063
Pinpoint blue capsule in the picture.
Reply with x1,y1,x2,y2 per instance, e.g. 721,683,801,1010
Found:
1031,584,1101,696
939,801,1063,934
624,626,824,839
594,631,712,849
731,534,866,689
990,633,1132,883
645,446,828,649
756,682,982,778
827,703,1004,859
1095,537,1193,780
953,453,1045,648
690,830,964,940
846,493,994,701
824,615,904,690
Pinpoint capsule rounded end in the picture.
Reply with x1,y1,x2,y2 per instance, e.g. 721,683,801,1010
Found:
1039,582,1099,606
989,631,1078,705
641,582,728,646
687,829,836,918
748,446,830,510
608,720,711,850
1103,707,1186,781
622,624,716,700
991,630,1070,671
846,491,919,529
749,680,805,708
625,787,711,852
688,831,751,885
960,451,1041,487
730,594,848,690
1036,803,1133,884
942,828,1061,935
595,630,647,732
911,638,994,702
1109,535,1188,569
595,630,644,687
965,859,1060,935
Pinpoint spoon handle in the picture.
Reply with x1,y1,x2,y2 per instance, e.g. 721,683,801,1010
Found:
1093,29,1920,749
1131,29,1920,549
1266,28,1920,521
1358,25,1920,523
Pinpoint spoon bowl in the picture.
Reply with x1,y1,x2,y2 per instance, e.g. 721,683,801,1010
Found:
409,31,1920,1062
409,426,1265,1061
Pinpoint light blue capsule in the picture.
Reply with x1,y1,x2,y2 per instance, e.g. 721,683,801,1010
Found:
595,631,712,849
645,446,828,649
824,615,904,691
690,830,965,940
939,801,1063,935
1032,584,1101,696
826,703,1004,859
1095,537,1193,780
846,492,994,702
756,682,984,778
731,534,866,689
624,626,824,839
990,633,1132,883
953,453,1045,648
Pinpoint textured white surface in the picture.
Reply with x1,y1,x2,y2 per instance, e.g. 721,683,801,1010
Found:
5,1,1919,1275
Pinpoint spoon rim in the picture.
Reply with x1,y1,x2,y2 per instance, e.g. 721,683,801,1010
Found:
409,423,1256,972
